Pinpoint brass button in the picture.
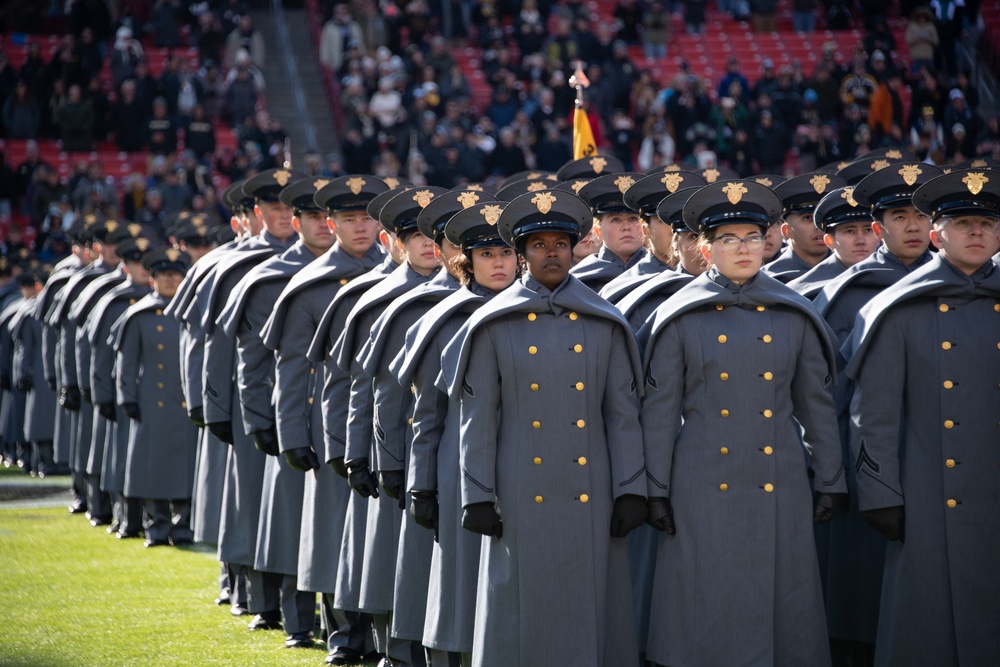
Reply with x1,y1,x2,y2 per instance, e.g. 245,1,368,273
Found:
763,372,773,381
763,446,773,455
756,305,766,312
577,457,587,465
764,483,774,493
763,409,773,418
762,334,772,343
576,419,586,428
579,494,589,503
157,343,165,350
308,397,314,405
532,421,541,429
340,278,348,285
575,381,584,391
530,383,539,391
995,303,1000,312
946,459,956,468
573,344,583,353
718,334,727,343
534,457,542,465
719,483,728,491
411,385,416,394
156,325,164,332
157,382,165,389
157,401,164,408
310,368,315,375
129,299,136,304
941,341,952,350
943,380,954,389
157,363,165,370
720,409,729,417
939,304,949,312
944,419,954,429
720,447,729,455
946,499,957,508
155,309,163,316
180,401,186,408
535,495,543,504
720,372,729,381
527,312,537,321
407,418,412,425
715,305,724,311
569,312,578,321
528,345,538,355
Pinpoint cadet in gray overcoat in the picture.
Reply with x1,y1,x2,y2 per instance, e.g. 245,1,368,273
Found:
638,181,847,667
843,170,1000,667
115,249,197,547
442,190,648,667
571,173,649,291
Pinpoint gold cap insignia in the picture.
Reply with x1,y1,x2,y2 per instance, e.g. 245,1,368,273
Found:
531,192,557,214
192,214,207,226
570,180,587,194
837,161,851,171
165,248,181,262
755,177,773,187
413,190,435,208
898,165,922,186
545,174,559,181
457,192,480,208
963,172,988,195
128,223,143,237
841,187,859,207
136,238,150,252
810,174,831,194
703,169,721,183
526,181,547,192
480,204,503,226
345,177,365,195
661,173,683,193
383,177,399,189
971,159,987,168
84,214,98,225
526,172,542,180
313,178,330,191
942,168,953,175
871,159,890,171
466,184,484,191
589,157,607,174
273,170,291,186
722,182,749,205
886,149,903,159
614,175,635,193
664,164,682,172
105,220,119,233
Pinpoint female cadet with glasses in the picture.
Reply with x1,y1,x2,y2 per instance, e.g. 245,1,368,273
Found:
637,180,848,667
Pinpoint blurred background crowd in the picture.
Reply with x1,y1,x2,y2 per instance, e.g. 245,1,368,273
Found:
0,0,997,267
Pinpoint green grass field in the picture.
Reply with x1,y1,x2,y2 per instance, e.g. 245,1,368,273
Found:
0,468,371,667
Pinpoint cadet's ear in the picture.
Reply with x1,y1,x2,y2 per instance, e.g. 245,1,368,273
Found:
780,220,792,240
379,229,390,249
326,215,335,232
823,232,835,249
929,227,944,250
292,215,303,232
871,220,885,240
699,243,713,265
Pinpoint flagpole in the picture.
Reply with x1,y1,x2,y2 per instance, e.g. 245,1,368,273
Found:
570,61,594,159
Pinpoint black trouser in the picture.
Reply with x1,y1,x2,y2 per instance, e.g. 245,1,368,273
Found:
142,498,192,543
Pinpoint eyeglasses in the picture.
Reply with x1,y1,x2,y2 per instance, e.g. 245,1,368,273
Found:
714,234,766,252
945,218,1000,234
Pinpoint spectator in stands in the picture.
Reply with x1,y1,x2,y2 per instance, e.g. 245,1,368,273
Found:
324,152,344,177
14,140,44,211
0,150,13,220
614,0,644,44
144,97,179,156
641,2,669,60
320,3,365,73
43,78,68,140
712,91,751,161
974,115,1000,159
225,14,265,69
487,126,527,176
71,161,117,213
160,167,193,214
905,6,938,74
953,68,979,111
717,56,751,101
864,15,897,64
945,122,973,161
49,34,86,90
771,67,804,131
910,104,945,162
684,0,707,35
606,41,639,113
30,165,68,228
751,59,779,102
85,78,111,143
439,64,471,103
544,17,579,72
807,62,842,122
179,149,211,193
838,102,866,157
749,109,789,173
908,66,946,129
20,42,48,110
75,27,103,85
486,85,519,131
943,88,977,142
133,59,158,119
839,57,878,118
342,124,378,174
370,76,403,129
793,0,818,32
930,0,964,75
54,83,95,152
197,60,225,118
148,0,184,48
184,104,216,161
750,0,778,32
223,63,259,128
136,187,167,231
121,173,146,220
515,0,546,56
667,75,711,158
176,60,205,125
573,15,603,66
113,79,146,152
3,79,41,139
195,11,226,67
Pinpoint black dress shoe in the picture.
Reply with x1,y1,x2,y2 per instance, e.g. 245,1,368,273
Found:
247,611,282,630
284,632,314,648
143,539,170,548
116,531,142,539
326,647,362,665
90,517,111,527
169,537,193,546
230,604,250,616
68,501,88,514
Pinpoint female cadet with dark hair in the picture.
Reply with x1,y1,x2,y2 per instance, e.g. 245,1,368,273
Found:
637,180,848,667
389,201,518,665
440,190,648,667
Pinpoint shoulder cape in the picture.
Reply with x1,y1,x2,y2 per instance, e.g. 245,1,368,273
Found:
614,269,694,323
112,292,170,350
218,243,315,336
165,240,239,319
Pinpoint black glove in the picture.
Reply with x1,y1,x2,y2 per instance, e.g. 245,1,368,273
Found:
207,421,234,445
646,496,676,535
610,494,648,538
284,447,320,472
410,490,439,536
379,470,406,509
346,459,380,498
81,387,92,404
813,492,849,524
16,377,33,392
864,505,905,543
328,456,348,478
252,428,280,456
60,385,81,411
121,402,141,422
188,406,205,428
46,378,57,392
97,402,116,422
462,501,503,538
0,375,10,390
